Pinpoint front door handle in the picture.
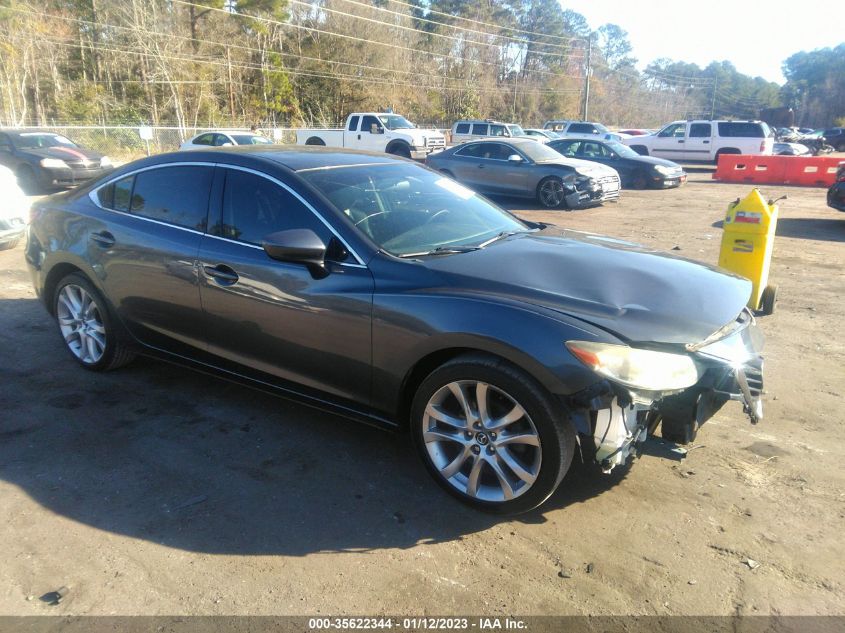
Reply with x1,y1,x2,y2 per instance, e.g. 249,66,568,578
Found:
203,264,239,285
703,140,710,144
678,140,685,144
478,164,485,169
89,231,115,247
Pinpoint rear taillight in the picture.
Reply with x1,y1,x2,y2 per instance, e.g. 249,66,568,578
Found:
760,141,766,152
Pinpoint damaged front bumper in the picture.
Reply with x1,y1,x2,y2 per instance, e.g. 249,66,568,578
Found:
567,309,765,472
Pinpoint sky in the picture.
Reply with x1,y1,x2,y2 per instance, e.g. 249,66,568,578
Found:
560,0,843,85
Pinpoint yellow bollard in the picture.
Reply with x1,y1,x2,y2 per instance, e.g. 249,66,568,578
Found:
718,189,779,315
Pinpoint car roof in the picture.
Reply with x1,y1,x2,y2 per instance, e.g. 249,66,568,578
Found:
164,145,401,171
459,137,538,146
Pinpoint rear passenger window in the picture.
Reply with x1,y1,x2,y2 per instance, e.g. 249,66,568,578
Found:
454,143,484,158
471,124,488,135
718,122,764,138
347,116,360,132
96,175,134,213
216,169,332,248
689,123,712,138
455,123,470,134
129,166,213,231
193,134,214,145
568,123,596,134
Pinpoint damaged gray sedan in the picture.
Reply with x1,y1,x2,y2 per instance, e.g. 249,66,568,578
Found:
426,137,621,209
26,147,763,514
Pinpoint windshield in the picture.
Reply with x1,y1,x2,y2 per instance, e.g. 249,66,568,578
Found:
507,124,525,136
231,134,273,145
605,141,638,158
593,123,610,134
300,163,527,256
377,115,415,130
518,142,567,162
13,133,78,149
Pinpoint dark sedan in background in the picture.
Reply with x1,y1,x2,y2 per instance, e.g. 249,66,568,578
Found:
426,137,621,209
27,146,765,514
0,129,113,192
548,138,686,190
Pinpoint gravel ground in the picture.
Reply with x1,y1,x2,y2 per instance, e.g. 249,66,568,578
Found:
0,171,843,617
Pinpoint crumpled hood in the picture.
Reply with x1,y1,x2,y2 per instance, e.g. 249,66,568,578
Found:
422,227,751,345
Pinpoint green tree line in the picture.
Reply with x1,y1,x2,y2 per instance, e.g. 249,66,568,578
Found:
0,0,840,129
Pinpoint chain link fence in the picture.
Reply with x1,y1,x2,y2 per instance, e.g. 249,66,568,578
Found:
1,126,301,162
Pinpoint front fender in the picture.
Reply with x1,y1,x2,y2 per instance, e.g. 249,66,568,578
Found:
371,292,615,418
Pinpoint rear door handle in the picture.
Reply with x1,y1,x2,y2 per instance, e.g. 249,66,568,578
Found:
202,264,239,285
703,140,710,144
678,140,685,144
89,231,115,247
478,164,485,169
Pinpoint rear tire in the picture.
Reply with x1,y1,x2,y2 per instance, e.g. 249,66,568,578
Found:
411,354,575,514
53,273,136,372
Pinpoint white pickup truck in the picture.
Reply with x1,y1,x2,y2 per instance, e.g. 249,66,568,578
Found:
295,112,446,160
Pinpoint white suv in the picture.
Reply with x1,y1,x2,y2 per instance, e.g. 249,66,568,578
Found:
623,120,774,161
451,120,527,143
543,120,624,142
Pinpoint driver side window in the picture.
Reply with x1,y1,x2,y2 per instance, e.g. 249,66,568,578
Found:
658,123,686,138
214,169,334,252
361,116,382,134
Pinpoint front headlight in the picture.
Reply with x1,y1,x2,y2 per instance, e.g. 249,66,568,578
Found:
654,165,676,176
100,156,112,167
566,340,701,391
40,158,67,169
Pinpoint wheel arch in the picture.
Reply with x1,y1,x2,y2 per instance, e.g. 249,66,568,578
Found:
304,136,326,146
43,262,87,316
386,139,412,155
394,336,582,429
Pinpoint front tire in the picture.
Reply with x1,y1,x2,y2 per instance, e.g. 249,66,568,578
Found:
536,176,567,209
388,144,412,159
53,273,136,371
411,355,575,514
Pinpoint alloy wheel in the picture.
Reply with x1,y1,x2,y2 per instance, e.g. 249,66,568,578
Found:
539,179,564,207
56,284,107,364
422,380,542,502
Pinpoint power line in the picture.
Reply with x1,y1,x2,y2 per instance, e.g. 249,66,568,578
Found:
172,0,582,79
2,34,582,96
8,6,571,86
333,0,587,52
382,0,588,45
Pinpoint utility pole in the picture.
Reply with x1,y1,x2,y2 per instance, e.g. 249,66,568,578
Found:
582,35,592,121
226,46,236,122
710,75,717,120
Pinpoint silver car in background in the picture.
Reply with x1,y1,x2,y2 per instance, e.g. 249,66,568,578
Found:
426,138,620,209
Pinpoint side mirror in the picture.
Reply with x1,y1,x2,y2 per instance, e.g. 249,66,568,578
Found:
507,154,523,163
370,124,384,135
262,229,327,274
